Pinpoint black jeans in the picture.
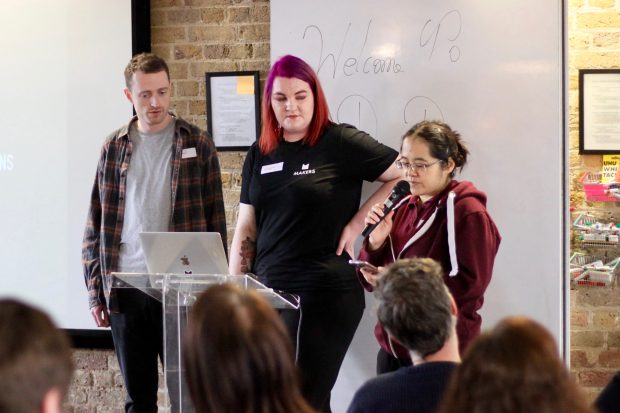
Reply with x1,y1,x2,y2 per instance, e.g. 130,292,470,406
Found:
109,289,166,413
280,288,365,413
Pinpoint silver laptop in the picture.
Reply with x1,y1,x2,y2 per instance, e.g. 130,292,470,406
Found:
140,232,229,275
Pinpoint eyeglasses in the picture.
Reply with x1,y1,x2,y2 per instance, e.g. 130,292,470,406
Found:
395,159,441,173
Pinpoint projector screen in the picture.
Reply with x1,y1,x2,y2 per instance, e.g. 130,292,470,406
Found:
0,0,139,333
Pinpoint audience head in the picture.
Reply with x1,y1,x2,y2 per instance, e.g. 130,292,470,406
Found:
437,316,594,413
183,283,315,413
374,258,455,359
401,120,469,178
260,54,331,154
0,298,73,413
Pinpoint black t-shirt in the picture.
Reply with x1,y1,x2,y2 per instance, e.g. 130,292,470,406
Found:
241,123,398,292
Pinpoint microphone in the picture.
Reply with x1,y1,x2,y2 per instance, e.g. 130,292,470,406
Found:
361,180,410,238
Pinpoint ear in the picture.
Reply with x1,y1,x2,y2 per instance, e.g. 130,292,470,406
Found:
444,157,456,175
449,293,458,317
40,387,62,413
123,88,133,105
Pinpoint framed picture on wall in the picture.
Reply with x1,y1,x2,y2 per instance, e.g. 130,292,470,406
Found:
205,71,260,151
579,69,620,154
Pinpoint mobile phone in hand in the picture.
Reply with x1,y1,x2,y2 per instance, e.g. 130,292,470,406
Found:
348,259,379,273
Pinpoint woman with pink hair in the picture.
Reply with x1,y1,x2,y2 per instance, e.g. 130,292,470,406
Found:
229,55,400,412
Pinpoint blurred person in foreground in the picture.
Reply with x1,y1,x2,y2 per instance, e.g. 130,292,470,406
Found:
436,316,594,413
183,283,316,413
0,298,73,413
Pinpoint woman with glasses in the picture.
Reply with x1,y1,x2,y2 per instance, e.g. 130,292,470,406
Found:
358,120,501,374
229,54,400,412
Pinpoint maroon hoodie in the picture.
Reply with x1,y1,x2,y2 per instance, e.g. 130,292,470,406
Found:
358,180,501,359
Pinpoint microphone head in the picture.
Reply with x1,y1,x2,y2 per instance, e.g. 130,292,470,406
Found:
393,180,410,197
385,180,411,205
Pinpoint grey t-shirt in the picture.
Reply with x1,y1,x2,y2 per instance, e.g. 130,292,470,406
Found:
118,119,174,273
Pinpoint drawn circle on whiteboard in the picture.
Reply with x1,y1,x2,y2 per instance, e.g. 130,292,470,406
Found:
403,96,444,124
336,94,378,138
449,45,461,62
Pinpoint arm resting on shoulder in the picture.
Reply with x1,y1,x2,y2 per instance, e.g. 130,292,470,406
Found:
337,163,401,257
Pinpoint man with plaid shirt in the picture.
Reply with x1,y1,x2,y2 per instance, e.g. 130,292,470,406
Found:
82,53,226,413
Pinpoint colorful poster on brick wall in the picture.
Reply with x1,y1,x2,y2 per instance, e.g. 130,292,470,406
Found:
601,155,620,183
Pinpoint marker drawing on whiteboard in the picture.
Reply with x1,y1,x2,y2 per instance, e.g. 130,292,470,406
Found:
302,21,405,79
403,96,444,124
420,9,462,62
336,94,378,137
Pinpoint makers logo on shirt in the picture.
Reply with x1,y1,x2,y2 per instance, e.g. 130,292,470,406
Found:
293,162,316,176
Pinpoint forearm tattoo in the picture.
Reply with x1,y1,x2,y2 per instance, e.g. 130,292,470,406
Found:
240,236,256,274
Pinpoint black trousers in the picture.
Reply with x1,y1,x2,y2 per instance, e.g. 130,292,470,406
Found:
280,288,365,413
109,289,167,413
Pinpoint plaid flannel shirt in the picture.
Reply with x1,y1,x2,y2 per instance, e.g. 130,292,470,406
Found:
82,116,227,311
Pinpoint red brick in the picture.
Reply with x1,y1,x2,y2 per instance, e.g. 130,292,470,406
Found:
571,350,594,368
578,370,616,387
599,350,620,368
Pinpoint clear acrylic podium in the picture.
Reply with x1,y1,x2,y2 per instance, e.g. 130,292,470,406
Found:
112,272,300,413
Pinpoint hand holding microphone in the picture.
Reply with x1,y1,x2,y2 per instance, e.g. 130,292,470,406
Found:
361,180,410,247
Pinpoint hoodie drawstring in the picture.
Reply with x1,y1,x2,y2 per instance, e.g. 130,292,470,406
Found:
447,191,458,276
397,191,459,277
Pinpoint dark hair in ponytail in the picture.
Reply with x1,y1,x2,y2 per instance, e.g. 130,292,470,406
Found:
402,120,469,177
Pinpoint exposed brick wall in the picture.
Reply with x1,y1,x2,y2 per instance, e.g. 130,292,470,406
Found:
66,0,620,410
568,0,620,404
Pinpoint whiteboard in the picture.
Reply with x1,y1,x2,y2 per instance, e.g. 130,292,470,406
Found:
271,1,566,411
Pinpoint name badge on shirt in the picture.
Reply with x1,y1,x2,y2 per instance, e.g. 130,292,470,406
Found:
261,162,284,174
182,147,197,159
